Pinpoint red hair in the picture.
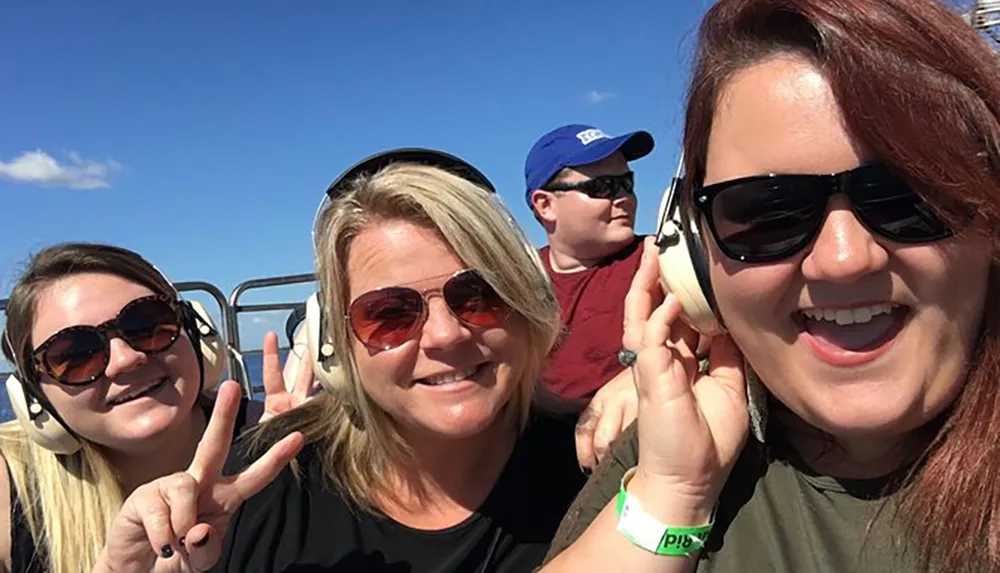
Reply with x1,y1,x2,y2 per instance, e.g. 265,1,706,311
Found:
684,0,1000,570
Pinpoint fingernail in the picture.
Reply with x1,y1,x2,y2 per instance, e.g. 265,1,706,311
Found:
160,545,174,558
179,537,185,547
192,533,210,548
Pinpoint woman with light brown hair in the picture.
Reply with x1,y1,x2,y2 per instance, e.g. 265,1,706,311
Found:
539,0,1000,571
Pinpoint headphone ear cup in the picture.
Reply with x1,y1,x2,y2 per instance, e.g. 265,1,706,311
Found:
5,374,80,455
185,301,225,392
655,181,725,337
305,293,346,394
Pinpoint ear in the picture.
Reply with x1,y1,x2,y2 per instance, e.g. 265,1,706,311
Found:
530,189,559,225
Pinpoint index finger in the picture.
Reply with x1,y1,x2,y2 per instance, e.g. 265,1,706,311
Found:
229,431,305,503
623,236,665,351
261,332,284,397
188,380,242,483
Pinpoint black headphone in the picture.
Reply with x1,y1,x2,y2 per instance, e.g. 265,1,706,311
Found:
303,147,550,395
3,268,225,455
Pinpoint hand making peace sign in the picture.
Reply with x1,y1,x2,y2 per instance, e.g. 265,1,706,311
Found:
92,381,305,573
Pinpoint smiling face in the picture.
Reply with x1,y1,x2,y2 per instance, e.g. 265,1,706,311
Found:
704,55,991,440
30,273,203,453
344,219,526,441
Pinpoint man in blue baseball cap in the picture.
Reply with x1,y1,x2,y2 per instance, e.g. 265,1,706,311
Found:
524,123,654,468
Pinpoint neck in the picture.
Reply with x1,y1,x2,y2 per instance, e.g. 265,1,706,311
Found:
779,410,928,479
104,405,208,496
545,241,603,273
382,415,519,520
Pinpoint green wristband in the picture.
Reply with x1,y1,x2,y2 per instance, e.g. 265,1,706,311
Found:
614,468,714,556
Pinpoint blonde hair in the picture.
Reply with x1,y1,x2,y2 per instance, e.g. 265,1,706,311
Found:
253,162,560,511
1,242,178,573
0,427,122,573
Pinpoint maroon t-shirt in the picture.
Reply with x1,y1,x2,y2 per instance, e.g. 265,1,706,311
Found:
539,236,645,400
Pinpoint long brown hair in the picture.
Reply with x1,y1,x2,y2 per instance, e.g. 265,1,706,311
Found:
684,1,1000,571
1,242,177,573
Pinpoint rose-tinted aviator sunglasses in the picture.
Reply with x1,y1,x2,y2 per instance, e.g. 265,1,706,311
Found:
348,269,507,351
693,162,953,263
31,294,183,385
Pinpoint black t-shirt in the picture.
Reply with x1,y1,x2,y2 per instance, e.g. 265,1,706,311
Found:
213,410,587,573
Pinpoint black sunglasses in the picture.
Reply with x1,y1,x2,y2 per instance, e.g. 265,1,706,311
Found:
693,162,953,263
544,171,634,200
31,294,184,385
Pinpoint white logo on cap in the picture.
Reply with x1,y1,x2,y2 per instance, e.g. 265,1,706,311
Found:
576,128,609,146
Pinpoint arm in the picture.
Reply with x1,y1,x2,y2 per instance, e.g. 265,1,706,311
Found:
0,455,10,573
575,368,637,470
542,238,748,573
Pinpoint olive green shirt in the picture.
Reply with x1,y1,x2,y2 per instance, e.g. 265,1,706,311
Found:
544,424,922,572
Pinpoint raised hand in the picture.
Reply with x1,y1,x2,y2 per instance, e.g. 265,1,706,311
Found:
260,331,315,423
93,381,305,573
623,237,748,516
575,368,638,471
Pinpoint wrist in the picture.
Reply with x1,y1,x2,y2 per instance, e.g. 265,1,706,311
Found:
626,467,718,526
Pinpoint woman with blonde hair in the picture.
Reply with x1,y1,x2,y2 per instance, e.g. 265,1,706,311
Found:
0,243,310,573
94,148,589,572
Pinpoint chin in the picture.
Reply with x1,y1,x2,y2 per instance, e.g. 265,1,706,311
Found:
795,385,936,440
409,403,507,440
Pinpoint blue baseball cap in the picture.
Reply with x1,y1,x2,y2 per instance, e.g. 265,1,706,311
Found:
524,124,654,204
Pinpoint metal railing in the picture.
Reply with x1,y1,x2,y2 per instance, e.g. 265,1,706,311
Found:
968,0,1000,47
228,272,316,393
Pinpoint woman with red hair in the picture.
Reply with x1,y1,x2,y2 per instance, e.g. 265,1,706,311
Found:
541,0,1000,571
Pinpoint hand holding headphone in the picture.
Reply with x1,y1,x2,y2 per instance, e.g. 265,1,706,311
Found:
653,154,768,442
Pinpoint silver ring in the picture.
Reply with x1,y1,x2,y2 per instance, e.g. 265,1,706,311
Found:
617,348,637,367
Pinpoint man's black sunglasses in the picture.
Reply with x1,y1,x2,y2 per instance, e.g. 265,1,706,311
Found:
544,172,634,200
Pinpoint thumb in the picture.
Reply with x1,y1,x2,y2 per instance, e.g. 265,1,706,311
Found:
184,523,223,572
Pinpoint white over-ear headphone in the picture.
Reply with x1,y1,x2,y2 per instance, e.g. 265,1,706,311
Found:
3,265,226,455
303,147,549,396
654,154,768,442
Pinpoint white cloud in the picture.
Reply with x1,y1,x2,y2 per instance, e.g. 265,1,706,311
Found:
0,150,123,189
585,90,617,104
251,316,269,325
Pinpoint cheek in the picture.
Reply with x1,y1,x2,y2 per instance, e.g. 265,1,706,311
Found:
163,337,205,392
350,341,414,401
38,381,104,424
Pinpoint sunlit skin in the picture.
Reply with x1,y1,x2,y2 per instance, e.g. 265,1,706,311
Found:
30,273,205,459
703,55,991,477
345,220,526,443
533,152,637,271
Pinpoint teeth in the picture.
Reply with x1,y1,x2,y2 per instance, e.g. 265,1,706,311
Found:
802,304,898,325
421,366,478,386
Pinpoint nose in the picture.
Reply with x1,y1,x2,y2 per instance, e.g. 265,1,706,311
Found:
419,297,472,351
104,337,148,379
800,196,889,283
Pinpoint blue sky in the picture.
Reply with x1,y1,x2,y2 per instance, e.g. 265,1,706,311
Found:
0,0,712,361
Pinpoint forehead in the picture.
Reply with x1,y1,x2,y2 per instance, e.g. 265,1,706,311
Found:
346,220,466,298
704,55,872,186
32,273,157,346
